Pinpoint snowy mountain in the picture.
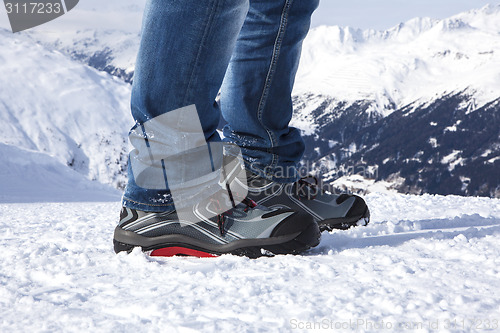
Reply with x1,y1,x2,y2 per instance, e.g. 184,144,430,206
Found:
292,5,500,197
8,0,146,83
1,4,499,198
20,4,500,113
0,29,133,199
306,92,500,197
295,5,500,109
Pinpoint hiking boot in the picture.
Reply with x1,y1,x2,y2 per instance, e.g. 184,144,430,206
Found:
113,197,320,258
246,172,370,231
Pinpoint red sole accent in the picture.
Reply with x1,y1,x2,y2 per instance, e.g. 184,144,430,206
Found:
150,246,218,258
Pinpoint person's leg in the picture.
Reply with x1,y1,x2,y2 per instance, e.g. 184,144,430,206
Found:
220,0,371,231
220,0,319,183
115,0,322,258
122,0,249,212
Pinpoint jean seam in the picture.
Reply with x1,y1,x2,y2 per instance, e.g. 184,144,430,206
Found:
182,0,221,107
256,0,294,177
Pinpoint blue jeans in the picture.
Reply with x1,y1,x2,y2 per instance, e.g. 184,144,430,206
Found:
123,0,319,212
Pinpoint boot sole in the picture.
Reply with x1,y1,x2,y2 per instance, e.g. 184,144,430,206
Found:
318,206,370,231
113,221,320,259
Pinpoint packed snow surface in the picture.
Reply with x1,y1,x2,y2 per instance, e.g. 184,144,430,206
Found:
1,193,500,332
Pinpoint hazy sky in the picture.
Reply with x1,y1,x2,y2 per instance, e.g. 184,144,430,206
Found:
311,0,500,29
1,0,499,32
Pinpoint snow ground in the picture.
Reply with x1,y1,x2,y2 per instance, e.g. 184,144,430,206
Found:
1,193,500,332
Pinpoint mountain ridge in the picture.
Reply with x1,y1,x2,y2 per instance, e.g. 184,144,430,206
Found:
0,5,498,198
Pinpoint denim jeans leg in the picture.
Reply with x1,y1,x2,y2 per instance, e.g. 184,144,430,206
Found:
122,0,249,212
220,0,319,183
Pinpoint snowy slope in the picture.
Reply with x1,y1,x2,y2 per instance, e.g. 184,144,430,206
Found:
0,29,133,195
1,193,499,331
0,143,120,202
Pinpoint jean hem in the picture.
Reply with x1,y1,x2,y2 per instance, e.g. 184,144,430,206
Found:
122,196,175,213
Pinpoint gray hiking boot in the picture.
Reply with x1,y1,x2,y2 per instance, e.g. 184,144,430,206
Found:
246,172,370,232
113,197,320,258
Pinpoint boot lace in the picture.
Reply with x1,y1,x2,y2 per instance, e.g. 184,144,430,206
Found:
211,190,257,236
296,175,321,200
